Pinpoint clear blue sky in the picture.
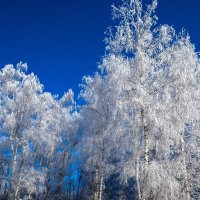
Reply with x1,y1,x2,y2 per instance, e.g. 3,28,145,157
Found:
0,0,199,97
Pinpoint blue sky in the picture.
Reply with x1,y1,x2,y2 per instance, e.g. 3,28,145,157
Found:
0,0,199,98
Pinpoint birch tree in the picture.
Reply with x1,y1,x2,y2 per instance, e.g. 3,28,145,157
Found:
101,0,200,199
79,68,129,200
0,63,43,200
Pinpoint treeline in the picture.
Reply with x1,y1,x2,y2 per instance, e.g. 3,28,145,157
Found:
0,0,200,200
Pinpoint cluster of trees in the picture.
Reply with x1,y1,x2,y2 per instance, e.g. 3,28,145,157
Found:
0,62,79,199
0,0,199,199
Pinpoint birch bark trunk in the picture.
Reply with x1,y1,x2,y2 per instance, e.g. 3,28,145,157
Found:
98,175,103,200
140,105,149,200
94,165,99,200
180,131,190,200
136,161,142,200
14,149,25,200
28,192,31,200
9,142,18,200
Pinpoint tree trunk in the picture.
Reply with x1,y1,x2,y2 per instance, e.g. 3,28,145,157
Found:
94,164,99,200
9,143,18,200
14,188,19,200
99,176,103,200
136,161,142,200
14,149,25,200
140,105,149,200
94,164,103,200
28,192,31,200
180,131,190,200
45,157,51,200
141,106,149,174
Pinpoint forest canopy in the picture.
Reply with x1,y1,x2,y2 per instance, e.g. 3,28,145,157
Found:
0,0,200,200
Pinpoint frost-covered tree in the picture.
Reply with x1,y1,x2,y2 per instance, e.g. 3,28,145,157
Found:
0,0,199,199
157,34,200,200
0,63,44,200
79,73,119,200
27,88,78,200
0,63,78,200
79,0,200,199
101,0,200,199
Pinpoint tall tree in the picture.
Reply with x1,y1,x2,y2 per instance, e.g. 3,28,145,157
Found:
96,0,200,199
79,74,119,200
0,63,43,200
